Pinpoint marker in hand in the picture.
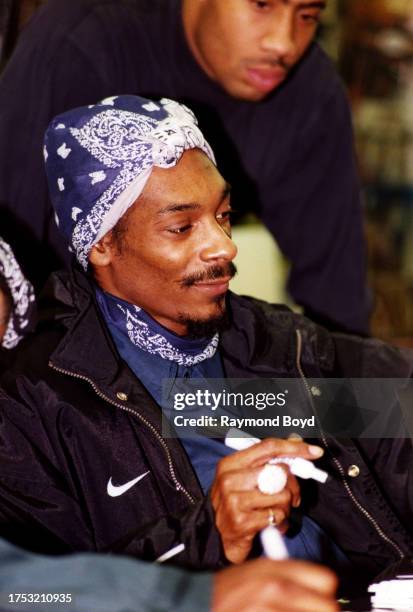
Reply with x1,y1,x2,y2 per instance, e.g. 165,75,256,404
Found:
224,428,329,560
224,428,328,484
260,524,290,560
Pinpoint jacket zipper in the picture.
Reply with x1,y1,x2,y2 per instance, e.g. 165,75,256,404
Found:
48,361,195,505
295,329,404,559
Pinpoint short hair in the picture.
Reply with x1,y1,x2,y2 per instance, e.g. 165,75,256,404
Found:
110,211,130,255
87,203,133,278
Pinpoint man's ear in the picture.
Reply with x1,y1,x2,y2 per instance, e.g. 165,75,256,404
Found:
89,233,115,268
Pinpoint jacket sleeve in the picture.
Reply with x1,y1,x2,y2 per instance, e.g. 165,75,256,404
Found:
0,538,212,612
0,384,226,571
113,493,227,571
0,386,98,554
331,332,413,526
260,78,370,335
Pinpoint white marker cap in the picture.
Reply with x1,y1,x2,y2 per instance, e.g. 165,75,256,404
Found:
257,464,287,495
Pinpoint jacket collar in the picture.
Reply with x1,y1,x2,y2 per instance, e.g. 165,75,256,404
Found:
221,294,335,376
48,266,124,388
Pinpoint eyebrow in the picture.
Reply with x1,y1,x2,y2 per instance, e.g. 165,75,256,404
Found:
157,183,232,216
299,1,326,9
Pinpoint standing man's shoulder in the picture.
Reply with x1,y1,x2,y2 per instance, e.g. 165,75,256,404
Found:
290,43,347,104
12,0,169,58
2,0,177,106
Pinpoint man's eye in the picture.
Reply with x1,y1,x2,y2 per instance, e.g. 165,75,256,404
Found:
168,224,192,235
300,13,321,24
252,1,269,11
217,211,233,223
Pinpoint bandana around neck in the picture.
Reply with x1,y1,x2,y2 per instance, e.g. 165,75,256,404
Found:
96,289,219,367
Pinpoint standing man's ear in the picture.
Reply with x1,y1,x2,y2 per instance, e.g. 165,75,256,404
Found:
89,233,115,268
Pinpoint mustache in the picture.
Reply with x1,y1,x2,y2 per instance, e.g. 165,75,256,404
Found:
249,57,291,72
181,262,237,288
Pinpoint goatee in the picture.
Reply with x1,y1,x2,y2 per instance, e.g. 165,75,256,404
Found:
179,297,231,339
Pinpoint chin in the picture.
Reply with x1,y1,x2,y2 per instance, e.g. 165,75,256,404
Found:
179,300,230,340
220,78,269,102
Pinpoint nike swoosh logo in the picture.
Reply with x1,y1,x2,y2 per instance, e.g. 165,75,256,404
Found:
107,471,150,497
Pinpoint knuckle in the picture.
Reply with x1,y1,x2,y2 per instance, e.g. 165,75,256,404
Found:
261,438,279,453
219,473,233,494
260,577,286,600
228,512,245,535
323,568,339,592
225,492,240,516
233,513,244,529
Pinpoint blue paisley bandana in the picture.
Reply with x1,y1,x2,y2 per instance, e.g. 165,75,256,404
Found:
44,96,215,270
96,289,218,367
0,237,35,349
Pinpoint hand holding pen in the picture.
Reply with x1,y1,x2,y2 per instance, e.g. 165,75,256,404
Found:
224,429,329,561
210,437,324,564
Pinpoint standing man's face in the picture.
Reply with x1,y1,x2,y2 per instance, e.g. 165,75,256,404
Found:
183,0,326,101
90,150,237,337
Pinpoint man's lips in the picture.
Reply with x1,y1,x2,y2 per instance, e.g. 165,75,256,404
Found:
245,66,287,93
192,277,231,296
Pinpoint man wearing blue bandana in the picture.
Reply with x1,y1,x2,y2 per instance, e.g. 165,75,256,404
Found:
0,96,412,599
0,0,370,336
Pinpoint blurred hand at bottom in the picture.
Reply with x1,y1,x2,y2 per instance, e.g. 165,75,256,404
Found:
212,558,338,612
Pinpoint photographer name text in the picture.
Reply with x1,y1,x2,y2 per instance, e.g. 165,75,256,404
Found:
174,415,315,430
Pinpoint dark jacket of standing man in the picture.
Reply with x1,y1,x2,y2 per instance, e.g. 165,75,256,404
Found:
0,0,370,334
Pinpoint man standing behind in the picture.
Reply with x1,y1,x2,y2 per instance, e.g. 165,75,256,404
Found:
0,0,370,334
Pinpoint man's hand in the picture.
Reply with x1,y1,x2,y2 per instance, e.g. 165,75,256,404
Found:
211,438,324,563
212,558,338,612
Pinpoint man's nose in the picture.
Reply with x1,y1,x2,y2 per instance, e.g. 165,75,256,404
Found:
260,11,296,60
200,223,238,264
